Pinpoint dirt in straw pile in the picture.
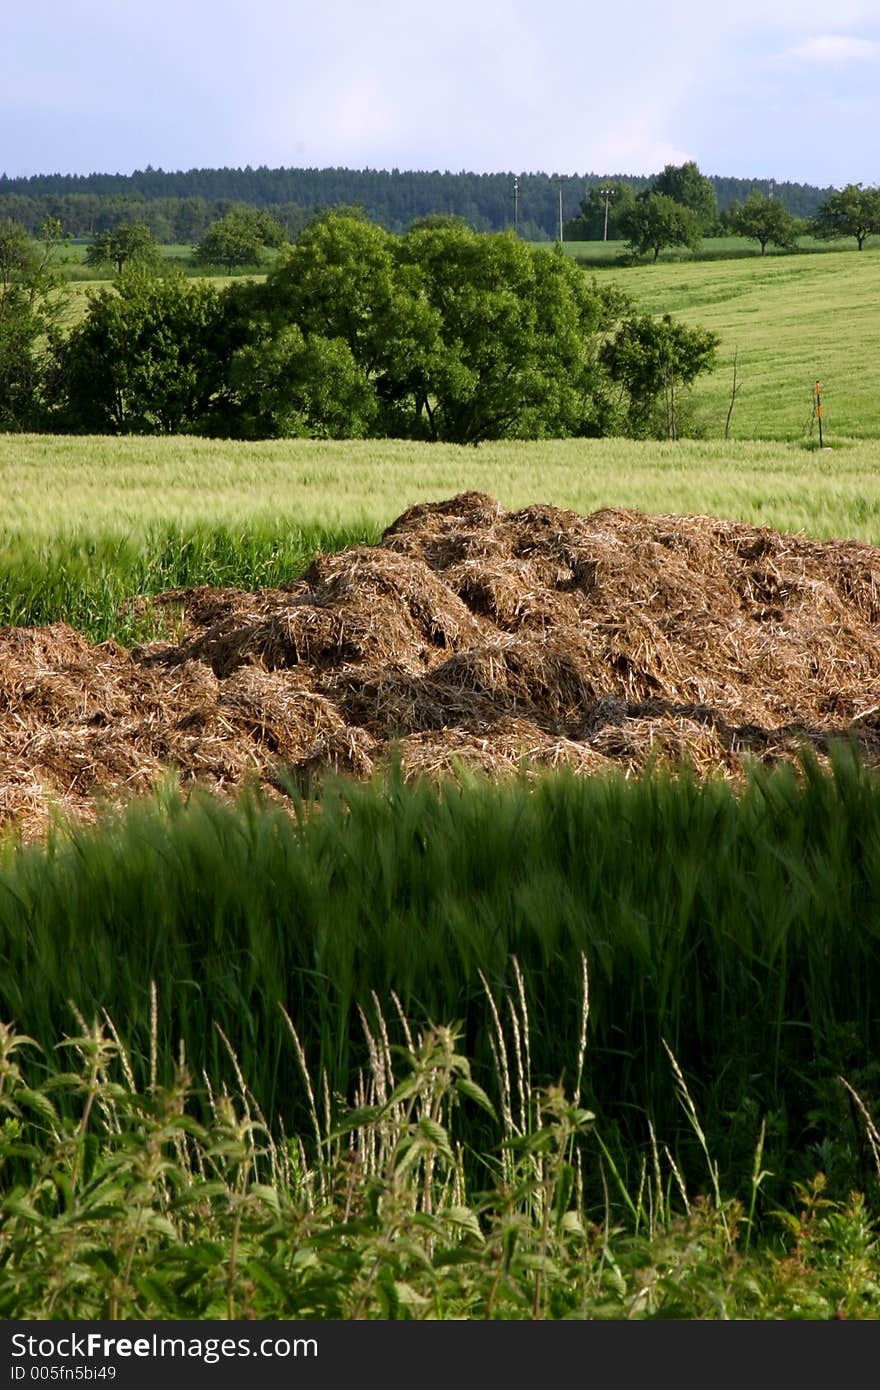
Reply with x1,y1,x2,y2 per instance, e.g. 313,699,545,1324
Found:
5,490,880,837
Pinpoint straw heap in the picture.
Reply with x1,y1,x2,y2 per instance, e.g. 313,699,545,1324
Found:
4,491,880,837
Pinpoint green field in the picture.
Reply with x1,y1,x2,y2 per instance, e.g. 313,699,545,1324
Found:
588,245,880,440
558,233,861,265
54,239,276,282
6,433,880,540
4,434,880,641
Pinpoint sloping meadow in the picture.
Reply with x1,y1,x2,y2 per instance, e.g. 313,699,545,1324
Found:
4,490,880,836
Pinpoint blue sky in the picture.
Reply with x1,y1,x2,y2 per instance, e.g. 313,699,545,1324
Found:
3,1,879,186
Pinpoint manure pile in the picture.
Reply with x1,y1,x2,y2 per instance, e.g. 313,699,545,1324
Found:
5,490,880,836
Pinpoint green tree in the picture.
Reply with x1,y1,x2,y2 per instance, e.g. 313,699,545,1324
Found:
57,269,231,433
193,206,286,274
599,312,720,438
395,226,624,442
227,327,379,439
727,191,800,255
0,216,67,429
650,161,718,231
812,184,880,251
84,222,161,274
618,193,701,262
233,212,631,443
255,210,442,437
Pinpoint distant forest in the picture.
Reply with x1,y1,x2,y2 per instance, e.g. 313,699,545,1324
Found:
0,165,837,241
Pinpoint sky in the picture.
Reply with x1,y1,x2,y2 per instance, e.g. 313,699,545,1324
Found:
3,1,880,188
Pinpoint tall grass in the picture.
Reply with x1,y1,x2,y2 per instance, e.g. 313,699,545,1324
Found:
0,519,380,640
2,750,879,1215
9,435,880,543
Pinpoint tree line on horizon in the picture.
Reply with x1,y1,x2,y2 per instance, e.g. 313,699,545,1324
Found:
568,166,880,260
0,164,838,241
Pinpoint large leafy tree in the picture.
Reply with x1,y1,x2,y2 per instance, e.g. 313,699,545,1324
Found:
0,216,66,430
650,161,718,231
812,184,880,251
726,192,800,255
242,210,444,438
229,212,630,443
193,206,286,273
618,193,702,262
84,222,161,274
395,225,623,442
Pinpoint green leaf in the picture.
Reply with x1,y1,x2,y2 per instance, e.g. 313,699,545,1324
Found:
455,1077,497,1118
393,1280,430,1309
249,1183,282,1214
15,1087,59,1123
418,1116,453,1159
442,1205,484,1242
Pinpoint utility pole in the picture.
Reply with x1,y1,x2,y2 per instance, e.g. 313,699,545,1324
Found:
558,178,564,243
514,175,519,236
599,184,612,241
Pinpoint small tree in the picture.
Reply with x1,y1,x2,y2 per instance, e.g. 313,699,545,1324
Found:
193,207,286,274
600,312,720,438
618,193,701,262
566,181,636,241
812,184,880,251
650,161,718,231
58,268,230,434
727,192,799,255
0,216,67,429
84,223,161,274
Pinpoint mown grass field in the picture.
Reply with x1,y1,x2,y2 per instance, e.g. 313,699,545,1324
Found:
560,233,859,265
54,239,275,282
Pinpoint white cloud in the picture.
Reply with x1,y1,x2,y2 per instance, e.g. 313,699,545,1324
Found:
786,33,880,60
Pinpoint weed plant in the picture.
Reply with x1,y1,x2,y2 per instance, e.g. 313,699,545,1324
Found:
2,1000,879,1320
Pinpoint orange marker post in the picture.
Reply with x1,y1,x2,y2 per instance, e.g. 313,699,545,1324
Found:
816,380,824,448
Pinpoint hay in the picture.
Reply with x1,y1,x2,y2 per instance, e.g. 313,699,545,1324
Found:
5,491,880,838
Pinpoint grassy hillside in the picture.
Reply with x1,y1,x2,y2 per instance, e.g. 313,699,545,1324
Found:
588,245,880,440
